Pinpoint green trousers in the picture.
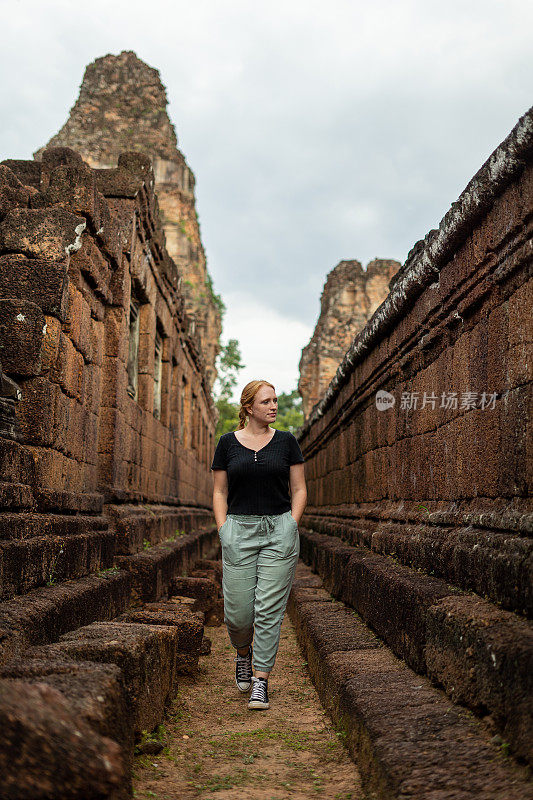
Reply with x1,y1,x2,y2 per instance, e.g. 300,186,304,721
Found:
218,510,299,671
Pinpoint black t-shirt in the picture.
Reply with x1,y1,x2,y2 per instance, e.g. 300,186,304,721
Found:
210,429,305,515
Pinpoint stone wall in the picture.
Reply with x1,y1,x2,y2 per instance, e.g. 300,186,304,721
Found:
295,108,533,761
299,258,400,418
0,144,222,796
37,50,222,389
0,145,216,596
298,108,532,542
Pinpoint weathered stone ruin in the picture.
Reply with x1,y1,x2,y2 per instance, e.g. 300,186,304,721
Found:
299,258,400,418
0,51,532,798
0,144,223,797
37,50,221,389
290,106,533,797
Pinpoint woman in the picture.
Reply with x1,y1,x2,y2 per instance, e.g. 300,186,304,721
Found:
211,380,307,710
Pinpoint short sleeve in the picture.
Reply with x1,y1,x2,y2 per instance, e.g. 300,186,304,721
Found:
211,434,228,470
287,432,305,465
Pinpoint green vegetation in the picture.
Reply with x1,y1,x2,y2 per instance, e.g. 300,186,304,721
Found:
135,724,167,755
213,339,303,438
213,339,245,437
205,272,225,317
272,389,304,434
97,565,120,577
46,544,64,587
165,529,187,542
143,538,152,550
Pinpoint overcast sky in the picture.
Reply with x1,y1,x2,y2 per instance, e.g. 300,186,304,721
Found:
1,0,532,400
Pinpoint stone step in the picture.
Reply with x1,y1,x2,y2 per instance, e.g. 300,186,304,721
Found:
105,503,215,555
0,569,131,665
0,511,109,540
117,600,204,673
0,656,132,797
115,529,218,603
30,620,179,739
194,558,223,582
0,679,125,799
304,512,533,616
169,575,219,610
288,563,533,800
0,530,115,599
299,528,533,765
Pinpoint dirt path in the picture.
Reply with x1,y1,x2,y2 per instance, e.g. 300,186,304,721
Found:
132,613,362,800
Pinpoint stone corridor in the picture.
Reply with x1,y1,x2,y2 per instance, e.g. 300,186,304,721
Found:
132,580,362,800
0,56,531,800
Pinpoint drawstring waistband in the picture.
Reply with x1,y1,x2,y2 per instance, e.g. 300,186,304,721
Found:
228,512,286,536
260,515,275,535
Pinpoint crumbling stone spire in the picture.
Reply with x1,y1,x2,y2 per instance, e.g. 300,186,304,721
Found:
298,258,400,418
36,50,221,389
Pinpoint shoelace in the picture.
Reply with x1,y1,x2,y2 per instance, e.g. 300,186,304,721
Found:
235,650,252,681
249,677,268,701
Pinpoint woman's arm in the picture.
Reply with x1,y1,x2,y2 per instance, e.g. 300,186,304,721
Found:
289,462,307,525
212,469,229,531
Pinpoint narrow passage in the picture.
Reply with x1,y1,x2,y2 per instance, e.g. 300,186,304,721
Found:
132,610,362,800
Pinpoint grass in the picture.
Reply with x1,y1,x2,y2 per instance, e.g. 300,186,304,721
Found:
165,529,187,542
205,728,313,756
97,565,120,577
46,544,64,586
135,724,167,755
188,767,256,793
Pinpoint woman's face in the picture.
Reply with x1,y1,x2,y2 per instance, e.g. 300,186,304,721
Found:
248,385,278,424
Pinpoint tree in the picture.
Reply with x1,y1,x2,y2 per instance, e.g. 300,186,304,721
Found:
213,341,304,438
214,339,245,437
272,389,304,434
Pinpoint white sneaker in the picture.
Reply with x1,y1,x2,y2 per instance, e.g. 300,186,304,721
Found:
234,645,253,692
248,676,269,710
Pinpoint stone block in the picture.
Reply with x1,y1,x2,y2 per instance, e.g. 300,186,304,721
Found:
50,332,84,398
0,570,131,665
287,568,533,800
0,299,46,375
300,530,461,673
0,530,115,599
101,354,128,408
32,621,179,737
71,234,113,305
104,306,128,360
0,207,86,261
508,278,533,388
95,166,143,199
0,436,36,484
115,536,200,603
39,146,85,191
42,162,100,222
1,158,41,189
40,315,62,372
426,594,533,765
16,376,60,446
0,680,124,800
0,657,133,792
168,576,218,611
118,602,204,672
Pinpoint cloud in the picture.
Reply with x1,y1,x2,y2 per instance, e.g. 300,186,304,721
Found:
1,0,532,389
218,290,313,401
